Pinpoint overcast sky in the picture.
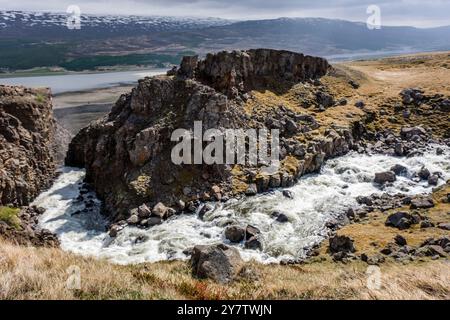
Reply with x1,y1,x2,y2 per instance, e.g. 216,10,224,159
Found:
2,0,450,27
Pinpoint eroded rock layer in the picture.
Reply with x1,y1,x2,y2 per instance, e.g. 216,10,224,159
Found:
0,85,65,206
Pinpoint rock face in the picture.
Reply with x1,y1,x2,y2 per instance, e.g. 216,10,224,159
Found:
0,85,66,206
66,49,354,220
179,49,329,96
190,244,243,283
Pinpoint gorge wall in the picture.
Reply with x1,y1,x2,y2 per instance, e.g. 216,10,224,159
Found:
0,85,68,206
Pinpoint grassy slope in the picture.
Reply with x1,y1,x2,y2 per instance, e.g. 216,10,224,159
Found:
0,238,448,300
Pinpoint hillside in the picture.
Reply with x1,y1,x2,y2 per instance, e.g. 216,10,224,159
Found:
1,12,450,72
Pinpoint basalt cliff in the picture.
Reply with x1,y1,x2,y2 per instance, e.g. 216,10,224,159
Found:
66,49,366,223
0,85,67,246
0,85,69,206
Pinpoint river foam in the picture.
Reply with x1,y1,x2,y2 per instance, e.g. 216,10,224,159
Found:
35,144,450,265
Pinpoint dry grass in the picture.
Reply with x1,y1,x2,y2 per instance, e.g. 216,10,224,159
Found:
0,239,448,300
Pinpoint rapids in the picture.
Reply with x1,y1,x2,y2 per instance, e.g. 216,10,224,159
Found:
35,144,450,264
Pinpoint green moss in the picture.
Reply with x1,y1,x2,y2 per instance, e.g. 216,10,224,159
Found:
35,93,46,104
0,206,21,230
129,175,152,197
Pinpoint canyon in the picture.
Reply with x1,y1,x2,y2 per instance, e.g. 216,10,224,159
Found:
0,50,449,299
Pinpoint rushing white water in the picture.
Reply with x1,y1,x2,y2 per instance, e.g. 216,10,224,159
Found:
35,144,450,265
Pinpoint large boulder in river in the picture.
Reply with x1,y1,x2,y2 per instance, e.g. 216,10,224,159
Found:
0,85,68,206
374,171,396,184
224,225,245,243
190,244,244,283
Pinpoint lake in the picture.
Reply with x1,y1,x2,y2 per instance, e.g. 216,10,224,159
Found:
0,68,168,94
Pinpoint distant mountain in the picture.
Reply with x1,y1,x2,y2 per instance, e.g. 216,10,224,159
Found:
1,11,450,71
0,10,232,40
191,17,450,55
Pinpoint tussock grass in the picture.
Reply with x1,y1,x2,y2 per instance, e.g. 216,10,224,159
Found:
0,207,21,230
0,239,448,300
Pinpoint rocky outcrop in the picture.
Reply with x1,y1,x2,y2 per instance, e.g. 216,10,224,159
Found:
0,85,67,206
178,49,329,96
379,236,449,262
66,49,353,221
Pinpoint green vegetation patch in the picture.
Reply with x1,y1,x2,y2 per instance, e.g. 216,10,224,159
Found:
0,206,21,230
60,52,192,71
0,40,69,71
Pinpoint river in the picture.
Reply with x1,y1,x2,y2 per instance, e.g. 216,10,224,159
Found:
0,68,167,94
33,144,450,265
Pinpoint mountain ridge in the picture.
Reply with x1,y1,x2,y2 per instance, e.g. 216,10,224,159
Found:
1,11,450,71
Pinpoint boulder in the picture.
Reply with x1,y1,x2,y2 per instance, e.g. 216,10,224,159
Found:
438,223,450,231
245,225,260,240
356,196,373,206
410,197,434,209
137,204,152,218
108,225,123,237
271,211,289,223
147,216,162,226
329,235,355,254
415,245,447,258
244,236,263,250
420,220,434,229
316,91,335,108
282,190,294,199
190,244,243,283
285,119,299,134
337,98,348,106
394,234,407,246
418,167,431,180
224,225,245,243
390,164,408,176
349,80,360,89
385,212,416,230
428,174,439,186
354,100,365,108
400,126,426,140
245,184,258,196
374,171,396,184
361,253,385,265
400,88,424,105
152,202,169,219
127,214,139,225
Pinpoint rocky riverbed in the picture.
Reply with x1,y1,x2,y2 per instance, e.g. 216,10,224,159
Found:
35,142,449,266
